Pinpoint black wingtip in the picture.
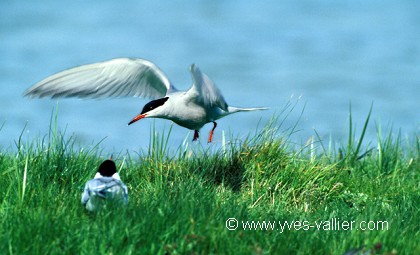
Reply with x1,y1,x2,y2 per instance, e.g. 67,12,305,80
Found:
22,90,31,98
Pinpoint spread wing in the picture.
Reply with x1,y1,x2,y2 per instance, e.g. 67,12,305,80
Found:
187,64,228,111
24,58,177,99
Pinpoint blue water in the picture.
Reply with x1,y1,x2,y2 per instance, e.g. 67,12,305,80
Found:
1,1,419,153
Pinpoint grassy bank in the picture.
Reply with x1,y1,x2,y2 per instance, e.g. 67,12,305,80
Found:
0,113,418,254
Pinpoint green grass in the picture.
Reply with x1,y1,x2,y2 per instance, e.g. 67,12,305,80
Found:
0,110,418,254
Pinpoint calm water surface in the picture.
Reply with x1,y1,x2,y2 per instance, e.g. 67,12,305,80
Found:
1,1,419,153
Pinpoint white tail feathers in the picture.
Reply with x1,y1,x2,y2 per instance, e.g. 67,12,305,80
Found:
227,106,269,113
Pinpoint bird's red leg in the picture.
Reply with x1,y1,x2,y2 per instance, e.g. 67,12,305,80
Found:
193,130,199,141
208,122,217,143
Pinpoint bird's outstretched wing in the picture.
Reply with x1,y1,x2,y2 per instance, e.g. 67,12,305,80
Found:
188,64,228,111
24,58,177,99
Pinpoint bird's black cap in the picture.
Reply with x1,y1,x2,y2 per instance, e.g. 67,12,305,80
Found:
97,159,117,177
140,97,169,114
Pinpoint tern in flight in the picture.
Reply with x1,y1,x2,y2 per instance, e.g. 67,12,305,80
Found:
25,58,268,142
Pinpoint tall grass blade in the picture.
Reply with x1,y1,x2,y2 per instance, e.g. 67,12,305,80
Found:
347,102,353,158
351,103,373,163
21,155,29,203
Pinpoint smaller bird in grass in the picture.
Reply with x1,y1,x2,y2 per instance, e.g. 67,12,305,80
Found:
81,159,128,212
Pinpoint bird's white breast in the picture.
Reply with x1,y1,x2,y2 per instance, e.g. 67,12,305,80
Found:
163,92,212,130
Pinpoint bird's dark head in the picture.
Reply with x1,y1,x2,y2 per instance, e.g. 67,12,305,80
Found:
97,159,117,177
128,97,169,125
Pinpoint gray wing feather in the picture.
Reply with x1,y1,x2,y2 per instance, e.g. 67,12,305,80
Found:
25,58,177,99
188,64,228,111
81,178,128,205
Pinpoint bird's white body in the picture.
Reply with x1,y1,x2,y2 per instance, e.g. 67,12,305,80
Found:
25,58,267,141
81,172,128,212
161,91,211,130
150,91,245,131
